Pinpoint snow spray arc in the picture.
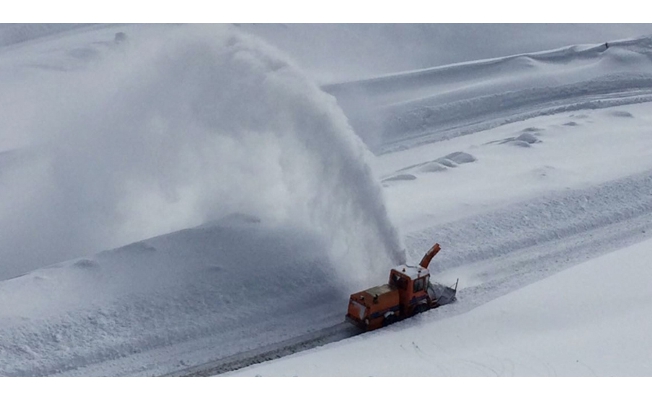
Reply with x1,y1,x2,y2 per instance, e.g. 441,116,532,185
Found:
2,25,404,283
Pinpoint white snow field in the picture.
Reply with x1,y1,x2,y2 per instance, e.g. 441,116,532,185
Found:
1,24,652,377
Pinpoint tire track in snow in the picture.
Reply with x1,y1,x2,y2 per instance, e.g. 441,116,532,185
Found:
380,76,652,154
405,168,652,323
164,323,360,377
408,169,652,270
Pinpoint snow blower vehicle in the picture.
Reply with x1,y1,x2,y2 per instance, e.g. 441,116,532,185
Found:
345,243,458,331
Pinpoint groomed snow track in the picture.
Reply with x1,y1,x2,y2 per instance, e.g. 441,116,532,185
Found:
380,83,652,154
164,323,361,377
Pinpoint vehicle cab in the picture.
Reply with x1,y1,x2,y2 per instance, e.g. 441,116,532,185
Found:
389,265,431,313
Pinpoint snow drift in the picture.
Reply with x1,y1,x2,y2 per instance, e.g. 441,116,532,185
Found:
0,219,349,376
326,36,652,153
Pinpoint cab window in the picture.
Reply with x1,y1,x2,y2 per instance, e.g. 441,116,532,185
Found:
413,277,425,292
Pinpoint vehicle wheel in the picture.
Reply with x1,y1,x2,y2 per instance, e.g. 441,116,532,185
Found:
414,304,429,314
383,315,397,326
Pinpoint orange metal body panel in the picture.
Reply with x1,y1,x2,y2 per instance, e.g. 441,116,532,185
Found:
389,269,414,310
347,270,433,331
345,243,444,331
390,269,431,312
346,284,400,330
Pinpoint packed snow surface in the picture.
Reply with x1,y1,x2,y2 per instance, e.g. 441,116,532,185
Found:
2,24,652,376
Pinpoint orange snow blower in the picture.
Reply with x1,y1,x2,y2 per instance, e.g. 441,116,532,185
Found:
345,243,458,331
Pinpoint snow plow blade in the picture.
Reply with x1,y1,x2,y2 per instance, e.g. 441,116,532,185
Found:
429,278,458,307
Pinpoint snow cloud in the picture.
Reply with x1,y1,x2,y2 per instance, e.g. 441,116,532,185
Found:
0,25,403,282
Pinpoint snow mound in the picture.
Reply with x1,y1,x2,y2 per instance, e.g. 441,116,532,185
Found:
435,158,457,168
382,173,418,183
0,222,349,376
326,36,652,153
439,151,477,165
515,132,540,144
493,132,542,147
418,162,448,173
608,110,634,118
387,151,477,178
510,140,532,148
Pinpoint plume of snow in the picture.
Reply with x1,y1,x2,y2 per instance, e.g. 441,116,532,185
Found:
0,25,404,283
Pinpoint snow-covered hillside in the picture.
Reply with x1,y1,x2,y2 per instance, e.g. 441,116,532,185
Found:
239,23,652,83
1,24,652,377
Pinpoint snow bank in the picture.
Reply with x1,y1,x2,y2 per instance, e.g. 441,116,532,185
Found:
326,36,652,152
239,24,652,83
0,221,347,376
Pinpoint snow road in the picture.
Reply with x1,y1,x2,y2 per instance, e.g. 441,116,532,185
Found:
175,165,652,377
2,25,652,376
164,323,359,377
